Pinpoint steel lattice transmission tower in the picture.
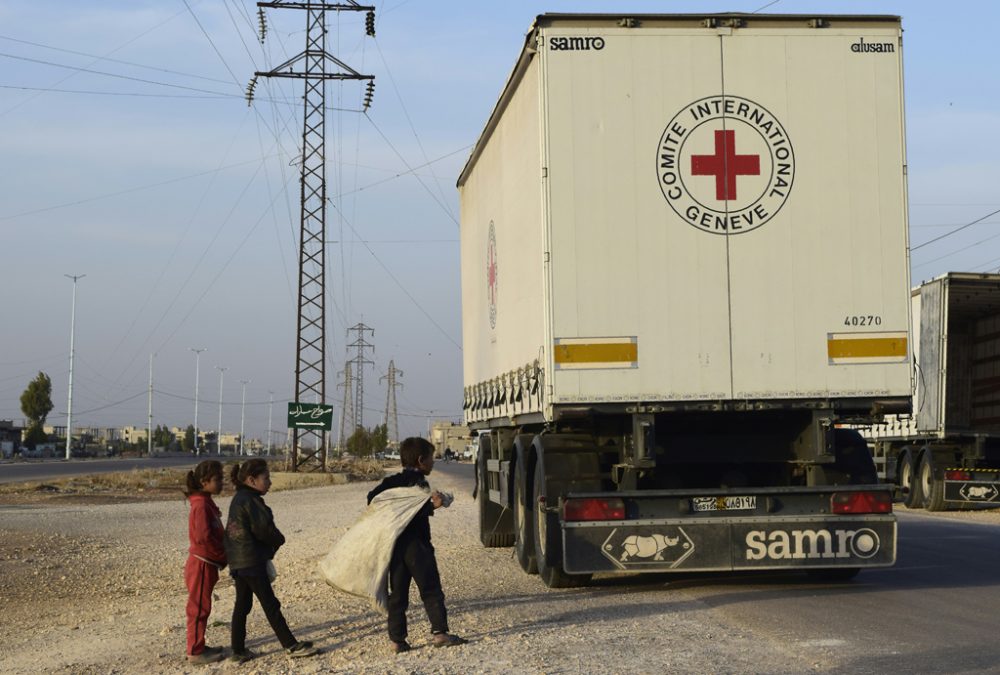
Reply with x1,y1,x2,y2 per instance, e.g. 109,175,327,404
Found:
252,0,375,471
346,323,375,431
381,360,403,448
337,360,354,454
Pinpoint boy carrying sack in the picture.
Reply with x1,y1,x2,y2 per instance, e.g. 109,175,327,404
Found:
320,436,466,653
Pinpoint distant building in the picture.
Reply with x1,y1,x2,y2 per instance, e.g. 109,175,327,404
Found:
120,426,149,444
429,421,470,458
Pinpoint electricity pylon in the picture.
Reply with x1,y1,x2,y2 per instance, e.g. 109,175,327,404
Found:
251,0,375,471
381,360,403,448
347,323,375,431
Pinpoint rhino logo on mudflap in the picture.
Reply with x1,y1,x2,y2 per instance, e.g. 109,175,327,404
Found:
960,484,999,501
620,534,680,561
602,527,695,569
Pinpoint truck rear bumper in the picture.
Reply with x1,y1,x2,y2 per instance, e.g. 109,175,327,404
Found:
563,515,896,574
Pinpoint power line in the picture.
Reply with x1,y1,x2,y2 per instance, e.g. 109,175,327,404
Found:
328,202,462,351
0,33,236,85
0,84,231,99
911,207,1000,252
180,0,244,90
0,51,238,97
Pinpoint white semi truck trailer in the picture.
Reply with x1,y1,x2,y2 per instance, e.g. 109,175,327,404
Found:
864,273,1000,511
458,13,911,587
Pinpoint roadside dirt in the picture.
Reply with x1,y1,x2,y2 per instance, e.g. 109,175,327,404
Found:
2,467,998,674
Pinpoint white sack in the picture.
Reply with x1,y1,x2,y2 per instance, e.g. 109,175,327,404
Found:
318,485,431,613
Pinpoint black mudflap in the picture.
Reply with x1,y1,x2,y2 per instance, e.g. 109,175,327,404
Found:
563,516,896,574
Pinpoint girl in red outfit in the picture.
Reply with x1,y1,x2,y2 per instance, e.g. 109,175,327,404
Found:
183,460,227,665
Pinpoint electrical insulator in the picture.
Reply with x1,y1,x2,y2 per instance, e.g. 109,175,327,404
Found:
363,79,375,111
365,10,375,37
257,8,268,44
245,76,258,106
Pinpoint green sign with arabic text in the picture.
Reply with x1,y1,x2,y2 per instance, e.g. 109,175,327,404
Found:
287,402,334,430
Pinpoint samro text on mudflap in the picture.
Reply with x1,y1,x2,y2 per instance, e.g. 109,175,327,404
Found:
458,14,909,587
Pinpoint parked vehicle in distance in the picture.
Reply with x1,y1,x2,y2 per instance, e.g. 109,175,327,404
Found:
862,273,1000,511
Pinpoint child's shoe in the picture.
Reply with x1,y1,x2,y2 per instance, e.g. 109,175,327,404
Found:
187,649,225,665
391,640,411,654
432,633,468,648
229,649,256,664
287,641,319,658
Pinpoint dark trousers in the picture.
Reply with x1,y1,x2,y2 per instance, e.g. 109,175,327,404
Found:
231,571,296,652
387,535,448,643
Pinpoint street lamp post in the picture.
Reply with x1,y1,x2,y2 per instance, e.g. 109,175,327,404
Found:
215,366,227,455
189,347,207,455
267,391,274,456
239,380,251,456
64,274,85,460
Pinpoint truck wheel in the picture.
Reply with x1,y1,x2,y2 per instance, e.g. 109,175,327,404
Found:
477,436,514,548
806,568,860,582
918,452,946,511
900,450,923,508
514,444,537,574
533,459,590,588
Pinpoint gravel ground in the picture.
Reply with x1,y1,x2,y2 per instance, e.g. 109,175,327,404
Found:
2,469,999,675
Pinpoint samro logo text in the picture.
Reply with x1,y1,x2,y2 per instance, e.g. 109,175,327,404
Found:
656,95,795,234
745,528,880,560
549,36,605,51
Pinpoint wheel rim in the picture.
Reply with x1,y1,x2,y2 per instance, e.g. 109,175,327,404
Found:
536,498,547,558
900,458,913,492
920,458,932,499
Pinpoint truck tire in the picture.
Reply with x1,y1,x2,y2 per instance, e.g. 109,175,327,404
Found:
514,441,537,574
899,449,923,509
918,452,946,511
477,435,514,548
533,458,591,589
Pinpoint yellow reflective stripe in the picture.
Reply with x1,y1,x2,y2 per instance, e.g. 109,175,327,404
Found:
554,342,638,364
827,336,907,359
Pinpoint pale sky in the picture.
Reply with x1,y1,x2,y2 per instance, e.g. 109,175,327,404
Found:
1,0,998,445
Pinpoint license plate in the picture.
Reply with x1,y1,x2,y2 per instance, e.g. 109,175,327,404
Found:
691,495,757,512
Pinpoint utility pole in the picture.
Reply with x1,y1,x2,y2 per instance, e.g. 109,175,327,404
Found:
215,366,227,455
240,380,251,456
267,391,274,456
347,323,375,431
147,353,154,456
64,274,85,460
251,0,375,472
381,360,403,449
189,347,207,455
337,360,354,455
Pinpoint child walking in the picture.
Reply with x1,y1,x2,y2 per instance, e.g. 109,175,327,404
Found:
183,460,227,665
367,437,466,653
224,459,318,663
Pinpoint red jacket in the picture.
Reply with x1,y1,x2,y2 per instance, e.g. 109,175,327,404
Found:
188,492,226,566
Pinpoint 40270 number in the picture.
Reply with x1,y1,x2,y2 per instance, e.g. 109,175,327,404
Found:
844,315,882,326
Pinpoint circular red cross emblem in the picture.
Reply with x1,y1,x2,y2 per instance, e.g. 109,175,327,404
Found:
656,95,795,235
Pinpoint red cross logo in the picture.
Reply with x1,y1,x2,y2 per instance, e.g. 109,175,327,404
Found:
690,129,760,201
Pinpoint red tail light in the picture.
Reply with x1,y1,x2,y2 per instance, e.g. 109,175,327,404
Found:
563,497,626,521
831,491,892,514
945,469,971,481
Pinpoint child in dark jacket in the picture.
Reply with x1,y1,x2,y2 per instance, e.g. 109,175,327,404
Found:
183,460,226,665
367,436,466,654
224,459,318,662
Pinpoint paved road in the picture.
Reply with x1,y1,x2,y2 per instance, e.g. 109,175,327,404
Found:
439,462,1000,673
0,455,203,484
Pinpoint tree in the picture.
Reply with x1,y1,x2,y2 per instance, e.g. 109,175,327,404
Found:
152,425,174,449
371,423,388,454
20,371,53,448
182,425,195,453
